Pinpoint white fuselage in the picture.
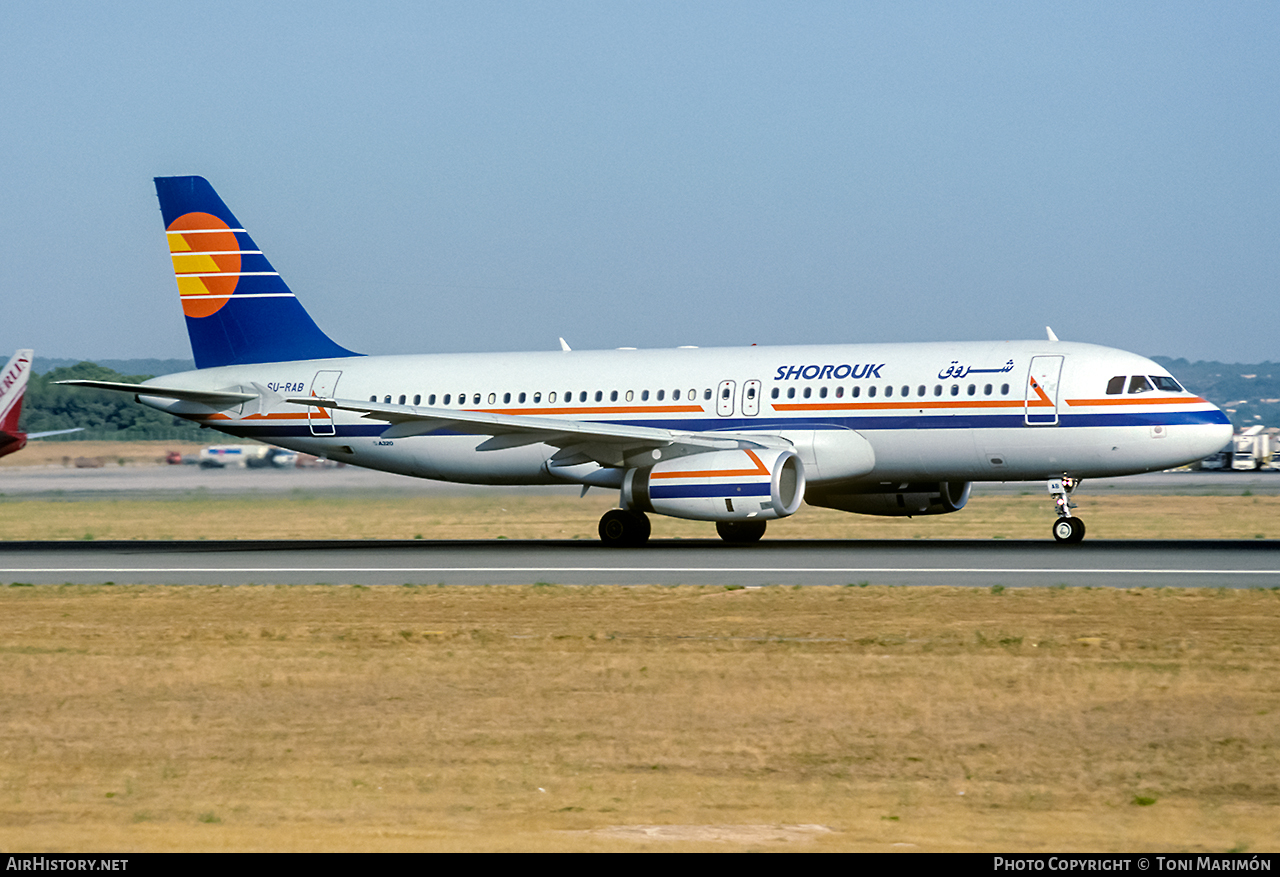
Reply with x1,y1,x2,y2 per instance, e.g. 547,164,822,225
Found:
137,339,1231,491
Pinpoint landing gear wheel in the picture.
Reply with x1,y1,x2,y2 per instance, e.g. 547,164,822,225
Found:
598,509,651,547
716,519,767,544
1052,517,1085,544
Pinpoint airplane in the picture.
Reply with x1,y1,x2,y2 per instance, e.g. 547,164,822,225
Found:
60,176,1232,545
0,349,84,459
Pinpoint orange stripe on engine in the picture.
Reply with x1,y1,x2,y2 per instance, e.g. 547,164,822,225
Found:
650,448,769,480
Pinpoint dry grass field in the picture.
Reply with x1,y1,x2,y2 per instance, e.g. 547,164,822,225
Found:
1,583,1278,852
2,491,1280,542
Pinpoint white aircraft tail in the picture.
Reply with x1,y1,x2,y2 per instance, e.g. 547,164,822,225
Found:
1,349,34,435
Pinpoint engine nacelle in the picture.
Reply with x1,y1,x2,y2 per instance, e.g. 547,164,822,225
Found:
805,481,971,517
622,448,806,522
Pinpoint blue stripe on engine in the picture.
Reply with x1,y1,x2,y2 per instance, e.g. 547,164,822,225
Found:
650,483,772,500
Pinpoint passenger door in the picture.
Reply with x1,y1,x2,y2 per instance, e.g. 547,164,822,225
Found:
1024,356,1063,426
308,370,342,436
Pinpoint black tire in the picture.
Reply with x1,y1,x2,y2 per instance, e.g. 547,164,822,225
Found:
599,509,650,547
1052,517,1085,544
716,519,767,544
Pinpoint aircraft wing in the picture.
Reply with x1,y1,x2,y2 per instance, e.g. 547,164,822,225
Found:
287,395,785,468
56,380,258,409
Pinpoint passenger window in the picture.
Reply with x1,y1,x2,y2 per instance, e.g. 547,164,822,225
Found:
580,391,587,402
1106,376,1126,395
443,394,451,405
771,387,780,399
503,392,511,404
967,384,976,396
533,392,541,403
803,387,812,399
917,385,925,397
610,390,618,402
933,385,942,396
549,392,557,403
383,395,392,404
625,390,634,401
428,394,436,405
869,386,877,398
1128,376,1153,394
657,390,665,401
473,394,481,405
673,389,681,401
983,384,992,396
413,394,421,405
884,386,892,397
595,390,603,402
1000,384,1009,395
901,385,909,397
518,392,526,403
488,393,496,405
397,394,405,405
703,389,712,400
787,387,796,399
852,386,860,398
818,386,827,398
688,389,696,400
369,395,376,402
835,386,844,398
950,385,959,396
642,390,649,401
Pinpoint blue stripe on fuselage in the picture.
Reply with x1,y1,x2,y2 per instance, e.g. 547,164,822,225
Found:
207,406,1229,440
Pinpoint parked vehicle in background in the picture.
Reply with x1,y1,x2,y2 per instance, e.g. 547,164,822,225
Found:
1231,427,1273,471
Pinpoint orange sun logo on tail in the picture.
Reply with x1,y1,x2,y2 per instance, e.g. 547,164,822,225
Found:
166,212,241,318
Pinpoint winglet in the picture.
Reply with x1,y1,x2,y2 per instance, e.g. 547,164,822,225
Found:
1046,326,1059,342
559,337,572,352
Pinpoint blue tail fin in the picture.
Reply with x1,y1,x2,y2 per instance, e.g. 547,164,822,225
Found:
154,176,359,369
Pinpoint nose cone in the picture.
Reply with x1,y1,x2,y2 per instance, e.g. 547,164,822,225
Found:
1176,409,1233,464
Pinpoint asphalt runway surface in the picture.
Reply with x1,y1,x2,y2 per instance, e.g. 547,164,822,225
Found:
2,538,1278,588
4,464,1278,588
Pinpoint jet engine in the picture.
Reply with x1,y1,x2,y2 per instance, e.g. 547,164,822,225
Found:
621,447,805,522
805,481,971,517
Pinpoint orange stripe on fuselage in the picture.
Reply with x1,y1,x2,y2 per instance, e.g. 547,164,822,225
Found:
1065,396,1208,407
773,399,1030,411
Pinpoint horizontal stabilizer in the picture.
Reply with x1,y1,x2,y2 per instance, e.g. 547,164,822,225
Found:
27,427,85,439
56,380,257,409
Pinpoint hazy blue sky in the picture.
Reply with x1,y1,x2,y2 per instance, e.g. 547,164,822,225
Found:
2,2,1276,365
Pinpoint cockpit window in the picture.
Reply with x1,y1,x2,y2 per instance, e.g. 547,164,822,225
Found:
1150,376,1183,392
1106,376,1125,395
1128,376,1154,394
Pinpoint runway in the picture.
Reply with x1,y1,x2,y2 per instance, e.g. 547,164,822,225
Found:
2,538,1277,587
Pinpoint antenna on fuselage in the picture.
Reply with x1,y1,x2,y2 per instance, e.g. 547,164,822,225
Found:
1046,326,1059,342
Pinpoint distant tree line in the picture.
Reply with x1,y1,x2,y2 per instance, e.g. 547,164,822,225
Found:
19,363,206,442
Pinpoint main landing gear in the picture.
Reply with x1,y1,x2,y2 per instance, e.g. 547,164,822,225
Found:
1049,476,1085,544
598,509,651,547
716,520,767,544
597,510,769,546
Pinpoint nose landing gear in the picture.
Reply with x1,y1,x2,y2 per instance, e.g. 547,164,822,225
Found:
1048,476,1085,543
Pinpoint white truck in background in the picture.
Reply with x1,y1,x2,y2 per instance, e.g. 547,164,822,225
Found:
1231,426,1274,470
